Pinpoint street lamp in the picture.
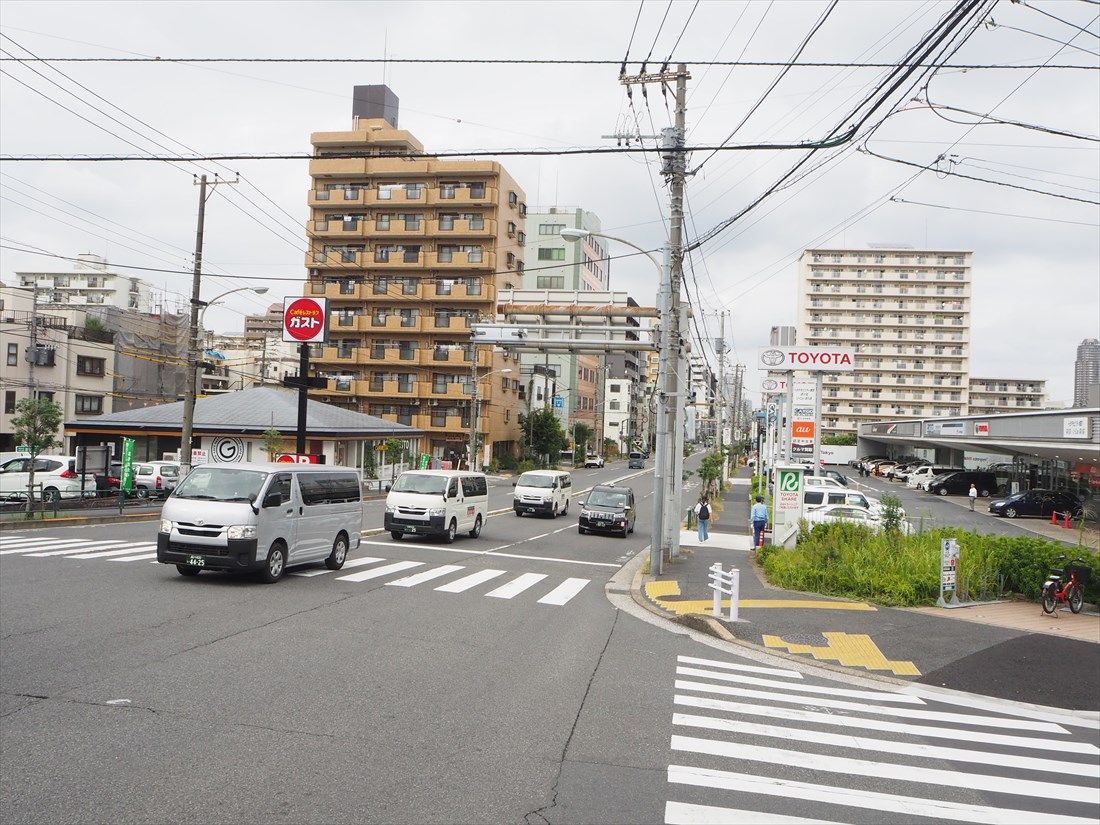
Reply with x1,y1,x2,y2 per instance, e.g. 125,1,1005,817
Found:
469,366,511,472
179,285,269,475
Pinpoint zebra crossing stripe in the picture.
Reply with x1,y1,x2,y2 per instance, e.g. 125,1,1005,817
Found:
676,655,803,680
676,666,924,704
386,565,466,588
1,539,87,555
434,569,506,593
538,577,590,605
667,765,1099,825
335,560,422,583
486,572,548,600
25,541,129,557
290,557,385,577
110,553,158,562
665,800,839,825
67,545,158,560
669,735,1099,804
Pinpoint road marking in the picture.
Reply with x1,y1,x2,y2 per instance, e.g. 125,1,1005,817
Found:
667,765,1099,825
290,568,331,578
676,666,923,703
538,577,590,605
435,569,506,592
674,680,1067,732
386,565,466,587
1,538,89,555
25,541,129,557
335,560,422,583
672,712,1098,777
485,572,548,599
665,800,831,825
672,694,1098,754
671,735,1097,804
66,545,158,560
763,632,921,677
110,552,158,562
358,540,620,568
676,655,803,680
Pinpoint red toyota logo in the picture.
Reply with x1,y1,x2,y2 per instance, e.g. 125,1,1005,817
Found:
283,298,325,342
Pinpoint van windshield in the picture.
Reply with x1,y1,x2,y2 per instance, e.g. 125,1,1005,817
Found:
517,473,554,488
173,468,267,502
392,474,448,495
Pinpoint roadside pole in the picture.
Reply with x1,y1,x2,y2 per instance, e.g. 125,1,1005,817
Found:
650,245,672,576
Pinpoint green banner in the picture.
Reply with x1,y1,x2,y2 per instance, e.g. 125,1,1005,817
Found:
419,453,431,470
120,438,135,492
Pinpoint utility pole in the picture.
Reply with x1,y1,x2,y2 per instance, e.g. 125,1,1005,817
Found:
716,310,727,483
469,345,479,472
179,174,237,476
27,283,38,397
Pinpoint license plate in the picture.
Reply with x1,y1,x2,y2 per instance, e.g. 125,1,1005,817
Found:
526,507,536,512
405,526,416,533
187,554,205,567
596,522,606,528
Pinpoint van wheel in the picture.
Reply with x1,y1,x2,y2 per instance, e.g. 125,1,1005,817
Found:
469,515,483,538
515,510,523,517
325,533,348,570
259,542,286,583
563,501,568,515
578,526,586,535
175,564,201,577
390,531,403,541
444,519,457,544
551,503,559,518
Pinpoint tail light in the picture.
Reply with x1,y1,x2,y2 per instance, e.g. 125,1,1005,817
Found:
155,476,162,489
59,469,78,478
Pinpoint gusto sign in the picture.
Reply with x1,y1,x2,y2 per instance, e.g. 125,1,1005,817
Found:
282,297,329,343
757,346,855,372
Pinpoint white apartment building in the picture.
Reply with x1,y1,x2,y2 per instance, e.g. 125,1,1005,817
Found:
17,254,156,313
602,375,633,453
796,245,972,437
968,377,1046,416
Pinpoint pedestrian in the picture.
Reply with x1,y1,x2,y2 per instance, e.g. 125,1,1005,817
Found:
694,495,711,542
750,495,769,548
968,482,977,511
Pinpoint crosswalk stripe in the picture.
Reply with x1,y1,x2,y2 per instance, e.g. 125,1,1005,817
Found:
0,538,53,549
677,655,803,680
67,545,158,560
673,695,1098,755
665,800,843,825
386,565,466,588
670,735,1098,804
290,569,331,577
486,572,548,599
667,765,1099,824
26,541,129,557
1,539,87,555
291,556,386,576
335,560,422,583
676,666,924,704
672,712,1099,777
434,569,506,593
538,577,590,605
674,680,1067,733
110,553,158,562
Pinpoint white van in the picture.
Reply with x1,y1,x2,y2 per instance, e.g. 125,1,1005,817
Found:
385,470,488,543
907,465,963,489
157,462,362,583
513,470,571,518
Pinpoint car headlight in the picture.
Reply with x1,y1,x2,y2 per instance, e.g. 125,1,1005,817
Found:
428,507,446,517
227,525,257,540
385,505,396,514
581,509,593,518
159,519,173,534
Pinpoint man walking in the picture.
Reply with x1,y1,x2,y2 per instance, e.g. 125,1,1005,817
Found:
694,495,711,542
968,482,978,511
751,496,769,548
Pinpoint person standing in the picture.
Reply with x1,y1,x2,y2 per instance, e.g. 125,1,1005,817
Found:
694,495,711,542
968,482,978,511
750,496,769,548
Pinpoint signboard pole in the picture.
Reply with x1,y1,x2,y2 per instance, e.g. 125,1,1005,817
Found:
783,380,793,463
296,343,309,455
812,372,822,474
937,538,961,607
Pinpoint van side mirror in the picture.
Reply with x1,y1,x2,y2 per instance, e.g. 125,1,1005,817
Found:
262,492,282,508
511,481,516,488
384,484,391,493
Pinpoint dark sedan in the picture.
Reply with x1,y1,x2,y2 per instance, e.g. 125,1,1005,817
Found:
578,484,636,538
989,489,1083,519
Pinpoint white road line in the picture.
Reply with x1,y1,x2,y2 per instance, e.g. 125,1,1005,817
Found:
25,541,129,557
667,765,1098,825
1,539,88,555
290,568,331,578
537,577,590,605
67,545,158,560
670,735,1098,804
110,553,158,562
335,560,422,583
672,712,1098,778
673,695,1098,755
665,800,842,825
676,666,924,704
358,540,620,568
676,655,803,680
435,569,506,593
386,565,465,587
291,556,386,577
674,680,1068,732
485,572,548,599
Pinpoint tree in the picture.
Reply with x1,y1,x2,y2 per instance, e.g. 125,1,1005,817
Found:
12,396,63,515
822,433,856,446
519,408,566,464
697,451,725,499
879,493,904,535
382,438,405,482
572,422,593,463
260,427,284,461
603,437,618,458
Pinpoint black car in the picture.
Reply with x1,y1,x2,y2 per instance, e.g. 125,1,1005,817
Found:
926,471,999,497
989,489,1083,519
578,484,636,538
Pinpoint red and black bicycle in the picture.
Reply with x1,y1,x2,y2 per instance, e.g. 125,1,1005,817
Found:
1041,555,1090,615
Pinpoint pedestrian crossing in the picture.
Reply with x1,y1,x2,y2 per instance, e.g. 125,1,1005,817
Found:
0,534,593,606
663,653,1100,825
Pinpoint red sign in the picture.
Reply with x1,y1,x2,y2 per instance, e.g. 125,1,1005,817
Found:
974,422,989,436
282,297,328,343
791,421,816,439
275,453,320,464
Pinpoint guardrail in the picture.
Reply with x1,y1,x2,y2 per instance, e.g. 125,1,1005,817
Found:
709,563,740,621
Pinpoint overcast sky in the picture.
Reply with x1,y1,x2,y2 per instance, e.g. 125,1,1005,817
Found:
1,0,1097,404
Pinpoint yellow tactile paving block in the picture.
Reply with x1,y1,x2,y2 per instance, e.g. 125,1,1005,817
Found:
763,631,921,677
643,581,874,615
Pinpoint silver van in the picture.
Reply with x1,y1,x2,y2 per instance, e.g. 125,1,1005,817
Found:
157,462,362,582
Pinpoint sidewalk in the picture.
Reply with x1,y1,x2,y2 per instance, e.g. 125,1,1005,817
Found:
638,477,1100,710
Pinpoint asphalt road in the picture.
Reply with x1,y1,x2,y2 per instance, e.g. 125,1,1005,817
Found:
2,457,1097,824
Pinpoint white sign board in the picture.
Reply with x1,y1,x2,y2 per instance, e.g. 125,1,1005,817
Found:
758,346,855,372
938,538,960,607
789,377,818,458
1063,417,1089,439
760,376,789,394
190,448,208,466
771,465,805,548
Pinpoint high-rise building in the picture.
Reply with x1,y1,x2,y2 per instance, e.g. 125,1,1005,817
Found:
796,245,972,436
967,377,1046,416
17,254,156,313
1074,338,1100,407
302,86,526,467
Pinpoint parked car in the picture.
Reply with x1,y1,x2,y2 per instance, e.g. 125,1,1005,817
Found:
852,455,886,469
0,455,90,502
926,471,999,497
584,454,605,468
822,469,848,486
578,484,635,537
133,461,181,499
512,470,571,518
804,504,912,535
804,476,846,490
989,489,1083,519
907,465,963,489
886,461,928,481
804,488,903,518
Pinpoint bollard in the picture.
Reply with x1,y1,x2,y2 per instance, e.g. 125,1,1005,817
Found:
711,563,722,618
709,563,740,622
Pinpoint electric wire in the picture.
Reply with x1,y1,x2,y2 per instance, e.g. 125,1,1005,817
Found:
985,19,1100,56
692,0,773,132
640,0,675,71
889,196,1100,225
1018,0,1100,40
660,0,701,71
620,0,646,75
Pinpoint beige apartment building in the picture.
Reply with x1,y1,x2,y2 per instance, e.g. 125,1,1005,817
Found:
302,86,525,467
796,246,972,437
968,377,1046,416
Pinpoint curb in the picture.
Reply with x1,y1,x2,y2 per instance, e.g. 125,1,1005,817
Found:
0,510,162,530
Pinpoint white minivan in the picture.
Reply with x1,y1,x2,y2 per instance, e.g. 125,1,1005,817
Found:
513,470,571,518
385,470,488,543
157,462,362,583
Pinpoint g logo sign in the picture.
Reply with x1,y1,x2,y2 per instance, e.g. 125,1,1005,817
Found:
211,437,245,463
760,349,785,367
778,470,801,492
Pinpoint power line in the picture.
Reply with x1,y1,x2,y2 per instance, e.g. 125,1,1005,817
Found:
985,19,1100,56
641,0,675,71
1018,0,1100,41
889,196,1100,225
920,99,1100,142
620,0,646,76
661,0,701,70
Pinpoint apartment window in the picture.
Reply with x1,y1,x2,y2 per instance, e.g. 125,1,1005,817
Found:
376,214,391,230
439,182,456,200
536,275,565,289
75,394,103,415
402,214,421,230
540,223,565,236
538,247,566,261
469,182,486,198
336,309,356,327
508,191,519,207
3,391,15,413
376,184,396,200
506,252,516,268
464,277,482,295
517,231,526,245
404,183,423,199
6,343,17,366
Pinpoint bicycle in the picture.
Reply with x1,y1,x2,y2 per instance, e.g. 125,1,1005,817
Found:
1040,555,1090,615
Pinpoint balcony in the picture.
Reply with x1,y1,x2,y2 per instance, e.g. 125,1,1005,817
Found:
371,251,425,269
430,282,487,302
421,348,491,368
307,281,365,300
308,188,368,207
368,315,426,333
428,217,496,237
413,412,468,434
364,348,421,366
360,380,421,399
307,250,367,269
427,250,495,270
370,221,428,238
431,315,474,330
427,382,473,400
427,186,497,206
307,219,371,239
316,346,359,364
324,377,359,394
358,283,426,302
329,316,376,333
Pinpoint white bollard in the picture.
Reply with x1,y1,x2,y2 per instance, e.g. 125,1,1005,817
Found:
728,568,740,622
710,563,722,617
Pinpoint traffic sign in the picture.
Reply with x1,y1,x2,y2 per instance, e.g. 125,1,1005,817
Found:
552,396,564,409
282,296,329,343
